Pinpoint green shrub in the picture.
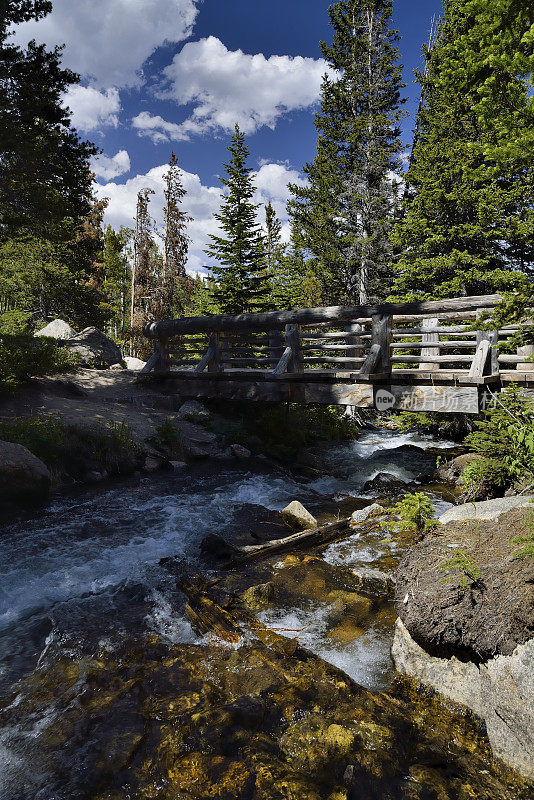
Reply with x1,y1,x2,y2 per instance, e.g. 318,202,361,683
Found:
440,551,482,590
390,411,474,440
462,385,534,497
0,310,33,334
155,418,182,449
254,404,360,456
0,415,138,477
0,333,80,392
385,492,437,536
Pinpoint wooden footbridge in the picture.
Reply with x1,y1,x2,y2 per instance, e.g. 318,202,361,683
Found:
142,295,534,414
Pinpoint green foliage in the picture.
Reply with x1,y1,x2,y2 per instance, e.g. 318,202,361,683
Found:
289,0,405,305
462,385,534,497
390,1,533,301
102,225,132,339
0,1,97,244
511,510,534,560
440,550,482,590
0,334,79,392
155,418,182,449
0,414,138,476
390,411,474,441
205,125,269,313
254,404,360,456
0,310,32,334
386,492,437,535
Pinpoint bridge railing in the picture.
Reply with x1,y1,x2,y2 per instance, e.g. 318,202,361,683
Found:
142,294,533,384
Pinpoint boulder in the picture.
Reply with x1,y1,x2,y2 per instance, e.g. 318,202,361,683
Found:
231,444,251,460
438,495,534,525
350,566,395,598
35,319,77,339
281,501,318,531
124,356,146,371
362,472,410,493
64,327,123,368
350,503,387,527
177,420,221,459
436,453,484,483
0,441,51,503
392,618,534,780
200,533,239,561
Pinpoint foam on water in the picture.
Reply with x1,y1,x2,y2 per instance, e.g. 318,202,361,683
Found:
257,605,394,691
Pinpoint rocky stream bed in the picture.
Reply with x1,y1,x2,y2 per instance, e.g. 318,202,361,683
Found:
0,430,532,799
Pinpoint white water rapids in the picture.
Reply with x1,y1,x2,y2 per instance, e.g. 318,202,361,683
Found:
0,429,455,799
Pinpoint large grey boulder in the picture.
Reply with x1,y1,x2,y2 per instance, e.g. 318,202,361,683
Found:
392,618,534,780
64,327,123,368
281,501,318,531
439,495,534,525
0,441,51,503
124,356,146,371
349,503,387,528
35,319,77,339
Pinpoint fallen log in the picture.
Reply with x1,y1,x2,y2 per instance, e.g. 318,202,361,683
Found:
221,516,377,566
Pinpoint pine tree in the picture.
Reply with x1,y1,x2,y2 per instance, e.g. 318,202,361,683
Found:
102,225,132,340
205,125,269,314
130,188,155,356
390,0,534,301
289,0,405,305
154,153,194,321
0,0,97,242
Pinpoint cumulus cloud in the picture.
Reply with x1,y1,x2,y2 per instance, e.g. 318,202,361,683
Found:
92,150,131,181
64,86,121,132
132,112,187,144
13,0,200,89
142,37,332,141
95,161,304,273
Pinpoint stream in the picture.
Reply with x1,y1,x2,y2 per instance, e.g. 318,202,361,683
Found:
0,429,459,799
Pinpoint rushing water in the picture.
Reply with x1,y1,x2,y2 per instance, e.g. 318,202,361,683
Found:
0,429,455,800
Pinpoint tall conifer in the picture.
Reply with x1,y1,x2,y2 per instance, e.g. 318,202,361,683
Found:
289,0,404,304
391,0,534,300
205,126,268,314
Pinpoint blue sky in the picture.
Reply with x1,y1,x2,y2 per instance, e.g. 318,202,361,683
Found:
14,0,443,273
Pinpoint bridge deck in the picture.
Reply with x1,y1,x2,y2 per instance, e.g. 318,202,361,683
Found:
141,295,534,414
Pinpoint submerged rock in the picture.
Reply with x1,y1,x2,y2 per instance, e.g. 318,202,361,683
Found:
362,472,410,493
281,500,318,530
0,441,51,504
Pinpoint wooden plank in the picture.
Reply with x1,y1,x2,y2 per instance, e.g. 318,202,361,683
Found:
468,339,490,379
391,354,475,363
144,295,502,337
392,326,473,336
285,323,304,373
139,350,160,374
392,341,476,349
304,356,366,364
384,384,480,414
420,317,440,371
359,344,381,379
194,343,215,374
272,345,293,376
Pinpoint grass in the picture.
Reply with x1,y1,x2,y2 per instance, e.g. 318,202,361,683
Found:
0,414,139,478
0,334,80,393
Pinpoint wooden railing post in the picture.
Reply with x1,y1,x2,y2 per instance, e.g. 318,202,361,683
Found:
156,336,170,373
345,323,362,372
208,332,223,373
517,344,534,372
469,328,499,380
359,313,392,380
285,324,304,373
420,317,440,371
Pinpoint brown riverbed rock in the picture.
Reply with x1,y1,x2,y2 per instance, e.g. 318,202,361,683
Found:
6,626,532,800
395,507,534,661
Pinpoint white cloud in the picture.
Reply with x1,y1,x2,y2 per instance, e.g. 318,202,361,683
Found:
64,86,121,132
13,0,200,89
92,150,131,181
132,112,187,144
147,36,331,140
95,161,305,272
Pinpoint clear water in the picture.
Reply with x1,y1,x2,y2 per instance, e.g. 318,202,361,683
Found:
0,430,455,799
